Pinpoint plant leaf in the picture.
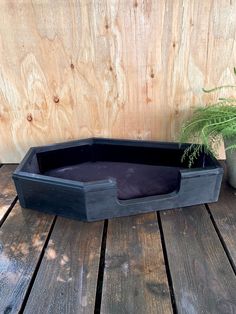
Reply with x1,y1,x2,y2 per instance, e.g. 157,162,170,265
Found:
202,85,236,93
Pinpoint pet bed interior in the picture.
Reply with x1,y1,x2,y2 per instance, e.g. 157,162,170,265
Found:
23,142,206,200
14,138,223,221
43,162,181,200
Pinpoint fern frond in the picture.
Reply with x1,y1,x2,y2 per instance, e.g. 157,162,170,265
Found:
202,85,236,93
225,144,236,151
180,70,236,166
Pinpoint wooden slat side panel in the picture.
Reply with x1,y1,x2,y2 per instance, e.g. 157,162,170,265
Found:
0,165,17,222
208,179,236,269
101,213,173,314
0,203,54,313
23,217,104,314
160,206,236,314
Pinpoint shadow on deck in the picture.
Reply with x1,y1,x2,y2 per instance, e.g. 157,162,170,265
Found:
0,164,236,313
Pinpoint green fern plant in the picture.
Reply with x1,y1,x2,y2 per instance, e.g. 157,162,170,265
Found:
180,69,236,167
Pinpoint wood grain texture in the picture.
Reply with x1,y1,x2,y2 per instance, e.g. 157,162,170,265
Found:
101,213,172,314
208,169,236,270
0,1,236,162
24,217,104,314
0,202,54,313
160,206,236,314
0,164,17,223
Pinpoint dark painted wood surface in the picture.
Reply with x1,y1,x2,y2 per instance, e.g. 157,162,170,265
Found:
0,165,236,313
23,217,104,314
160,206,236,314
101,213,173,314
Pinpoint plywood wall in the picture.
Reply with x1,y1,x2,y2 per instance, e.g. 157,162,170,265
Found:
0,0,236,162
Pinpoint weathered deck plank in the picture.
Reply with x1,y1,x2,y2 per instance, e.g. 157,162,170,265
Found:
160,206,236,314
0,165,17,223
208,180,236,270
23,217,104,314
101,213,173,314
0,203,54,313
1,163,236,313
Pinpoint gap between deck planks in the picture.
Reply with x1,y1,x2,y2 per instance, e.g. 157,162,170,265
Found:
1,164,236,313
23,217,104,314
100,213,173,314
207,179,236,273
0,202,55,313
23,214,173,314
0,165,55,313
0,165,174,313
160,205,236,313
0,165,105,314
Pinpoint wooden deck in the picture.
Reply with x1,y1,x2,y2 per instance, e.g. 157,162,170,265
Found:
0,164,236,313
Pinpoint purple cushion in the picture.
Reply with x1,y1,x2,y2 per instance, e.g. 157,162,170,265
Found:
44,161,180,200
